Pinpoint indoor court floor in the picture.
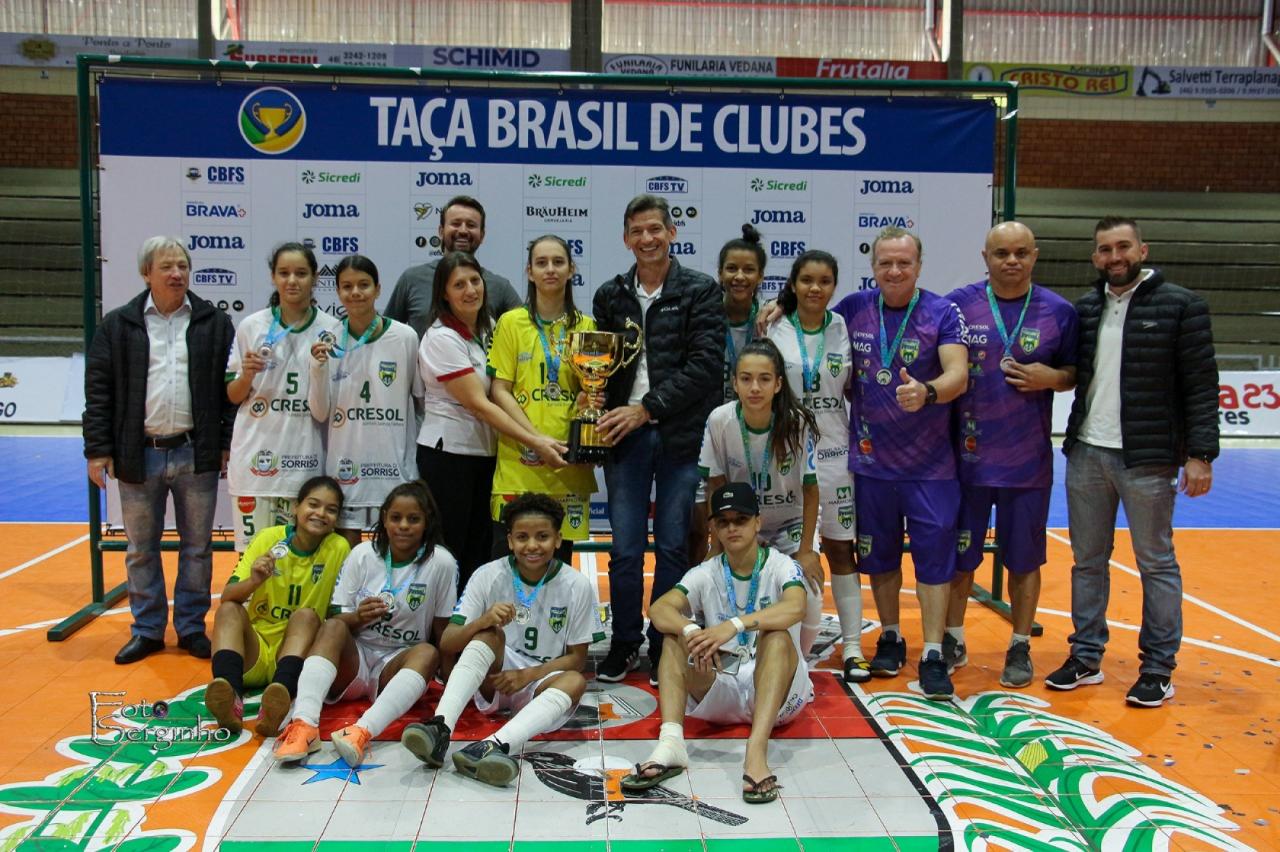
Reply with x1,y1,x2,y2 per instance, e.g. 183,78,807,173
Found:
0,433,1276,851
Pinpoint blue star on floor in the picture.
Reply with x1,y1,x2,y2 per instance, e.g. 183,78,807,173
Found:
299,755,384,785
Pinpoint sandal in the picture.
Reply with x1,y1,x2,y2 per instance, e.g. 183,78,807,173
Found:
742,773,781,804
620,761,685,791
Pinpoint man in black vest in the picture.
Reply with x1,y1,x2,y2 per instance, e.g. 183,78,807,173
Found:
1046,216,1218,707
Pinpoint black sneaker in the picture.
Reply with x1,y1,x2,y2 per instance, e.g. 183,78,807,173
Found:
402,715,451,769
999,640,1034,688
452,738,519,787
1125,673,1175,707
917,650,954,701
596,641,641,683
869,632,907,677
941,633,968,675
1044,656,1104,691
647,650,661,688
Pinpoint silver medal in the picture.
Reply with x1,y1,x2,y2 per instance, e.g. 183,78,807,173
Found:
875,368,893,386
269,542,289,560
544,383,561,401
514,605,531,625
378,591,397,612
257,344,274,360
317,330,336,346
1000,356,1016,369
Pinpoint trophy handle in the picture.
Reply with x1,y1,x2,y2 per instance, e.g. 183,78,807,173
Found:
616,317,644,369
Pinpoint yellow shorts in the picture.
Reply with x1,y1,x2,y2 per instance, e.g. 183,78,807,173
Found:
242,628,280,689
491,492,591,542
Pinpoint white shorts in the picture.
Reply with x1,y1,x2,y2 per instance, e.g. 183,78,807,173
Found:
473,645,578,731
338,504,378,534
686,651,814,727
759,521,802,556
816,459,856,542
231,495,294,552
333,641,409,703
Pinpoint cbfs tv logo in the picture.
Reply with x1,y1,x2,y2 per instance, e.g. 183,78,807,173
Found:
238,87,306,155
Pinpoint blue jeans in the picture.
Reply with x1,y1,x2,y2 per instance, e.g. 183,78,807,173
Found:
603,425,700,651
116,445,219,641
1065,442,1181,676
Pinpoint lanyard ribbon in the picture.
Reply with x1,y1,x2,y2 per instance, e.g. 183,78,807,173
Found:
721,547,767,647
725,302,758,372
332,315,380,358
382,544,427,596
534,316,566,386
985,283,1033,361
261,306,304,352
736,403,774,494
787,311,827,397
877,290,920,373
510,557,555,611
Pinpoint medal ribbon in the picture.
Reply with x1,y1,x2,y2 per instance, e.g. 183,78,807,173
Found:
261,306,305,353
510,556,554,612
985,283,1033,361
736,403,774,495
332,315,380,359
724,302,758,372
787,311,827,397
382,544,427,596
534,315,566,387
877,289,920,374
721,547,767,647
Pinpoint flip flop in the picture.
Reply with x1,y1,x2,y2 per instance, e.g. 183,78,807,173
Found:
620,761,685,791
742,773,781,804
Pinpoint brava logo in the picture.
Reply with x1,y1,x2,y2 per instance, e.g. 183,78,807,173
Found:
185,202,246,219
859,179,915,195
302,203,360,219
858,214,915,228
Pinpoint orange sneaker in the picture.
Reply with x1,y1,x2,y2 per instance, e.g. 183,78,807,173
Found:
331,724,372,767
272,719,320,763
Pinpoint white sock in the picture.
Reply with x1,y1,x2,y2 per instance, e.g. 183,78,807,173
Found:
491,687,573,751
643,721,689,769
435,640,495,729
922,642,943,660
356,668,427,737
946,625,965,642
881,624,901,639
292,656,338,727
831,573,864,660
1011,632,1031,647
800,589,824,655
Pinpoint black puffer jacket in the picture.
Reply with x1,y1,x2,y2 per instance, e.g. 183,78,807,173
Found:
1064,269,1219,467
593,258,725,461
83,289,236,483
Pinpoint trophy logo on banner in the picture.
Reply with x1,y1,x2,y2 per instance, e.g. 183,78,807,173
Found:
558,320,643,464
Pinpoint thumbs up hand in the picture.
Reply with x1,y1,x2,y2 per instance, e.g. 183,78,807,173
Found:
895,368,928,413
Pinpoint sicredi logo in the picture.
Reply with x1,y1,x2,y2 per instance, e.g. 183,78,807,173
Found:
646,175,689,194
416,171,474,187
528,174,588,189
185,202,246,219
187,234,245,251
749,177,808,192
859,178,915,195
300,169,361,185
193,267,237,287
238,87,306,155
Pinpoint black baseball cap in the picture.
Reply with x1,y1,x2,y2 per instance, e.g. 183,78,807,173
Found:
710,482,760,518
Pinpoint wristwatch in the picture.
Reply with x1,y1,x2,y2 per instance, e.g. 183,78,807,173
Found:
924,382,938,405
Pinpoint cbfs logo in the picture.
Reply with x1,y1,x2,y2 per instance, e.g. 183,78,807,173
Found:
186,165,245,185
646,175,689,194
238,86,306,155
193,267,237,287
859,178,915,195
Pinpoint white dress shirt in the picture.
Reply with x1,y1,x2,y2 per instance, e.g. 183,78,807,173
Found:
626,281,662,408
142,294,194,438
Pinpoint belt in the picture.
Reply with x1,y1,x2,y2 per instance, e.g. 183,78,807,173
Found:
145,431,193,449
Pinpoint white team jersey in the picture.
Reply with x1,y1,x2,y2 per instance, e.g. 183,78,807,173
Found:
698,401,816,554
310,318,421,508
676,547,808,657
767,311,852,460
452,557,605,663
332,540,458,652
226,307,340,496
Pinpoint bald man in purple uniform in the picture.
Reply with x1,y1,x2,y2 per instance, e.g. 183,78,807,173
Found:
832,226,968,701
944,222,1078,688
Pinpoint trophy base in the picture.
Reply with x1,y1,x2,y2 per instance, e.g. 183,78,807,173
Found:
566,419,610,465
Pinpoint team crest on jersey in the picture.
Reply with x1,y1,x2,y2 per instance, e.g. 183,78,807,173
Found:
406,583,427,611
779,455,793,475
838,507,853,529
548,606,568,634
379,360,397,387
1019,327,1041,354
311,561,325,583
858,534,873,558
956,530,972,553
567,504,584,529
898,339,920,365
250,450,278,477
826,353,843,377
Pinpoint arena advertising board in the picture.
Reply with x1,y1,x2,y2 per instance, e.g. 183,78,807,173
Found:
96,77,996,323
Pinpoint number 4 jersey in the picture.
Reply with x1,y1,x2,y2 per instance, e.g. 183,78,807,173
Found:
451,557,605,663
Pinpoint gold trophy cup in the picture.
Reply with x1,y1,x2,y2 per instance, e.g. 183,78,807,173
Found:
252,102,293,138
560,321,643,463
